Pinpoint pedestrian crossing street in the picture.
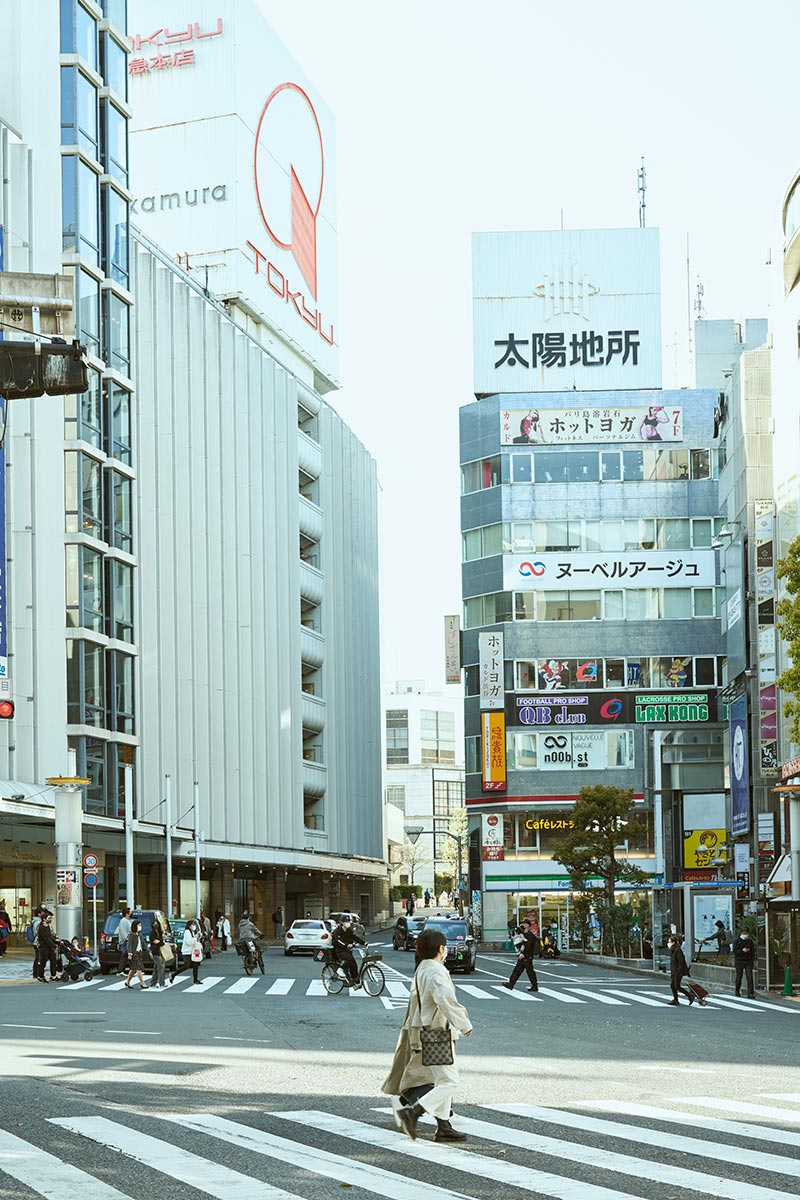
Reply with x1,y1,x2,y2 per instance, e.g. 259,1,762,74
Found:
4,1091,800,1199
44,971,800,1013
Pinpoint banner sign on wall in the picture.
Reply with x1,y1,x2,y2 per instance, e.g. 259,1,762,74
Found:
481,813,505,860
472,228,662,393
509,691,719,726
504,551,716,591
500,405,683,446
481,711,506,792
729,695,750,837
0,227,7,683
479,632,504,710
444,615,461,685
536,730,612,772
634,692,716,724
757,811,776,859
755,500,778,775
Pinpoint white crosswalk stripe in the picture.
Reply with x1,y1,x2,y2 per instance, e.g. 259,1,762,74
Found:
566,988,629,1005
183,976,224,993
491,984,543,1001
384,981,410,997
222,977,259,994
602,988,671,1006
535,986,585,1004
0,1099,782,1200
456,983,500,1000
265,978,294,995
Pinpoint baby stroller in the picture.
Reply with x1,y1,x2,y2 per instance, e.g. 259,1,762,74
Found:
56,938,97,983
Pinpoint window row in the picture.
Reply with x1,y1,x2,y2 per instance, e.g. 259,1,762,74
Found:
461,448,715,493
60,68,128,185
65,450,132,551
62,157,129,285
69,733,133,819
67,640,134,733
465,655,724,695
421,709,456,764
433,780,464,816
386,709,409,764
462,517,727,561
463,588,724,627
465,729,635,773
60,1,128,100
65,372,132,464
71,268,130,371
66,545,134,642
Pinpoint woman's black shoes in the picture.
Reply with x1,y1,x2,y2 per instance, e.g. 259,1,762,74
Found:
435,1119,467,1143
397,1102,424,1140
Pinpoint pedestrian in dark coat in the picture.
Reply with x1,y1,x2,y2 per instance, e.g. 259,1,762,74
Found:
503,919,539,992
668,933,694,1005
35,912,59,982
733,927,756,998
124,920,149,989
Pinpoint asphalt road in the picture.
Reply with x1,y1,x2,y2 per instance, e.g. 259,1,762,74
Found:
2,940,800,1199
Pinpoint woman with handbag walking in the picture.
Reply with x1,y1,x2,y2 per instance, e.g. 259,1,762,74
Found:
382,927,472,1143
170,919,203,987
123,920,149,989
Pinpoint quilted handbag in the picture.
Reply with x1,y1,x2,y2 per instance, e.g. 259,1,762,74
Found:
415,977,454,1066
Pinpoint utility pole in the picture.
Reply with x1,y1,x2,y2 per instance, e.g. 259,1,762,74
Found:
124,763,135,910
193,780,202,918
47,748,89,943
165,773,173,922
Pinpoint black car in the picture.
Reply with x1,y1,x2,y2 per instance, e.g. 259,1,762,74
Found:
392,915,426,952
98,909,172,974
423,918,477,973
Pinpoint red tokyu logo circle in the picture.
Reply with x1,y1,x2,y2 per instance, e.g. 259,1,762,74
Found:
253,82,324,300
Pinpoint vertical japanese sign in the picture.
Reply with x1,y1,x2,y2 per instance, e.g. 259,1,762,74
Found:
481,711,506,792
444,615,461,685
481,813,505,860
754,500,777,775
729,695,750,837
479,632,504,710
0,226,7,682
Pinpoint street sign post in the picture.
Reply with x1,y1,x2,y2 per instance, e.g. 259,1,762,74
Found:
83,853,98,870
85,869,100,958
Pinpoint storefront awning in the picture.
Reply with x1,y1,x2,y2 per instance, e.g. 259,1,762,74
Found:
766,854,791,887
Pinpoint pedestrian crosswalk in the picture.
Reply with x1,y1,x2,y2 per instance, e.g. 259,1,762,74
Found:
0,1093,797,1198
37,972,800,1012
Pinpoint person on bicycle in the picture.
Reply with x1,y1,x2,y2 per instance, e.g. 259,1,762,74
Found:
332,915,365,989
238,911,262,956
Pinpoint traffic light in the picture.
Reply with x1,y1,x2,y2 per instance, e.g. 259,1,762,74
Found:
0,700,15,719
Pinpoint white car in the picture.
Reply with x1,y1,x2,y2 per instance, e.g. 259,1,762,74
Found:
283,919,335,956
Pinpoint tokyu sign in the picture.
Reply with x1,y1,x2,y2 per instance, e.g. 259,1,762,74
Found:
635,692,712,724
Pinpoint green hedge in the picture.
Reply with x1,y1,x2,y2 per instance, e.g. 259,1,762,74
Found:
391,885,422,902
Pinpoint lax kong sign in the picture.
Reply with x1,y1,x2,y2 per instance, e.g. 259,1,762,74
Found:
247,83,335,357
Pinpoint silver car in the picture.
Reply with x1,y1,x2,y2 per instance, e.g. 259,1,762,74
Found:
283,918,335,956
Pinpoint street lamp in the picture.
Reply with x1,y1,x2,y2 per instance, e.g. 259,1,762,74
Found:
406,825,465,915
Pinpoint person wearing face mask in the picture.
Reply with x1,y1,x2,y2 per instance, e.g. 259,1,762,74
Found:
383,927,473,1143
667,932,695,1006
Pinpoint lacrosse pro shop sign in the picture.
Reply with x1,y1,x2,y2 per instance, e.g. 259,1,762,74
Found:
248,84,335,353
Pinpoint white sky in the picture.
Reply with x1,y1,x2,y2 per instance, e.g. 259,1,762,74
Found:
262,0,799,690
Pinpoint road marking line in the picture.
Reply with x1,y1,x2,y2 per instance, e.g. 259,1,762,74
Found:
222,977,259,994
716,995,800,1013
287,1109,646,1200
0,1127,127,1198
639,990,723,1009
42,1011,105,1015
169,1112,475,1200
565,988,629,1005
578,1099,800,1148
603,989,671,1006
491,985,543,1001
534,986,585,1004
265,978,294,995
760,1092,800,1100
673,1097,800,1123
183,977,224,994
1,1022,56,1029
103,1029,161,1035
484,1104,789,1200
384,981,410,997
50,1116,304,1199
60,978,103,990
213,1036,272,1043
646,994,762,1012
455,984,500,1000
305,980,328,996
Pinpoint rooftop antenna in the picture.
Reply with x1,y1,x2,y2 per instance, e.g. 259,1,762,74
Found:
638,157,646,228
694,277,705,321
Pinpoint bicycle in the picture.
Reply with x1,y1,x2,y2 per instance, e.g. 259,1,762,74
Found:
319,945,385,996
234,938,265,975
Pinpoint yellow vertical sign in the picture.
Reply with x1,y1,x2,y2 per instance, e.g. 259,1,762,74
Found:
481,711,506,792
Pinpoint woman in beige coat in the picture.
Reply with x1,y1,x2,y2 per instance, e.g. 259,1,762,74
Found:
382,927,472,1142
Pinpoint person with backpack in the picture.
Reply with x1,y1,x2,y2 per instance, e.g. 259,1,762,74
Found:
35,911,59,983
272,906,283,939
115,907,132,975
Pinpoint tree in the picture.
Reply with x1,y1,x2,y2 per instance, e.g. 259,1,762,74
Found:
777,534,800,747
401,836,431,887
551,784,648,908
437,807,468,894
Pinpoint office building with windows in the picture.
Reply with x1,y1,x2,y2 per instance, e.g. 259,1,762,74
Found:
0,0,385,933
383,682,464,898
462,227,728,942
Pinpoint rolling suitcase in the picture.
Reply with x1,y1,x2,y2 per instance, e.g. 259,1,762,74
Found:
686,980,709,1006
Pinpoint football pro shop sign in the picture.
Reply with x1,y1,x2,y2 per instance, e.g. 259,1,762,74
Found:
472,227,662,394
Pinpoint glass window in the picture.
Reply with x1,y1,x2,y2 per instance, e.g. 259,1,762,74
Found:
514,592,534,621
570,591,601,621
464,665,478,696
461,461,480,493
691,449,711,480
534,451,567,484
605,659,625,686
462,529,481,561
106,381,131,463
66,544,104,631
64,451,103,538
694,588,715,617
110,650,134,734
482,523,503,556
386,709,409,765
624,518,654,550
64,367,102,446
110,559,134,641
535,520,574,551
623,449,644,481
465,736,479,774
608,730,635,768
463,597,483,628
508,731,537,770
102,0,127,29
537,591,570,621
486,592,513,623
421,709,455,765
104,291,130,373
101,31,127,98
625,589,658,620
109,471,132,552
77,70,98,155
103,185,128,286
601,451,621,481
695,657,716,685
667,449,690,480
511,454,532,483
75,269,100,351
102,100,128,186
511,522,533,552
603,590,624,619
482,456,501,488
567,451,599,483
692,519,713,548
655,656,693,688
514,660,537,690
583,521,601,552
658,519,690,549
66,639,106,726
601,521,623,551
61,0,98,70
62,160,100,265
662,588,692,619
